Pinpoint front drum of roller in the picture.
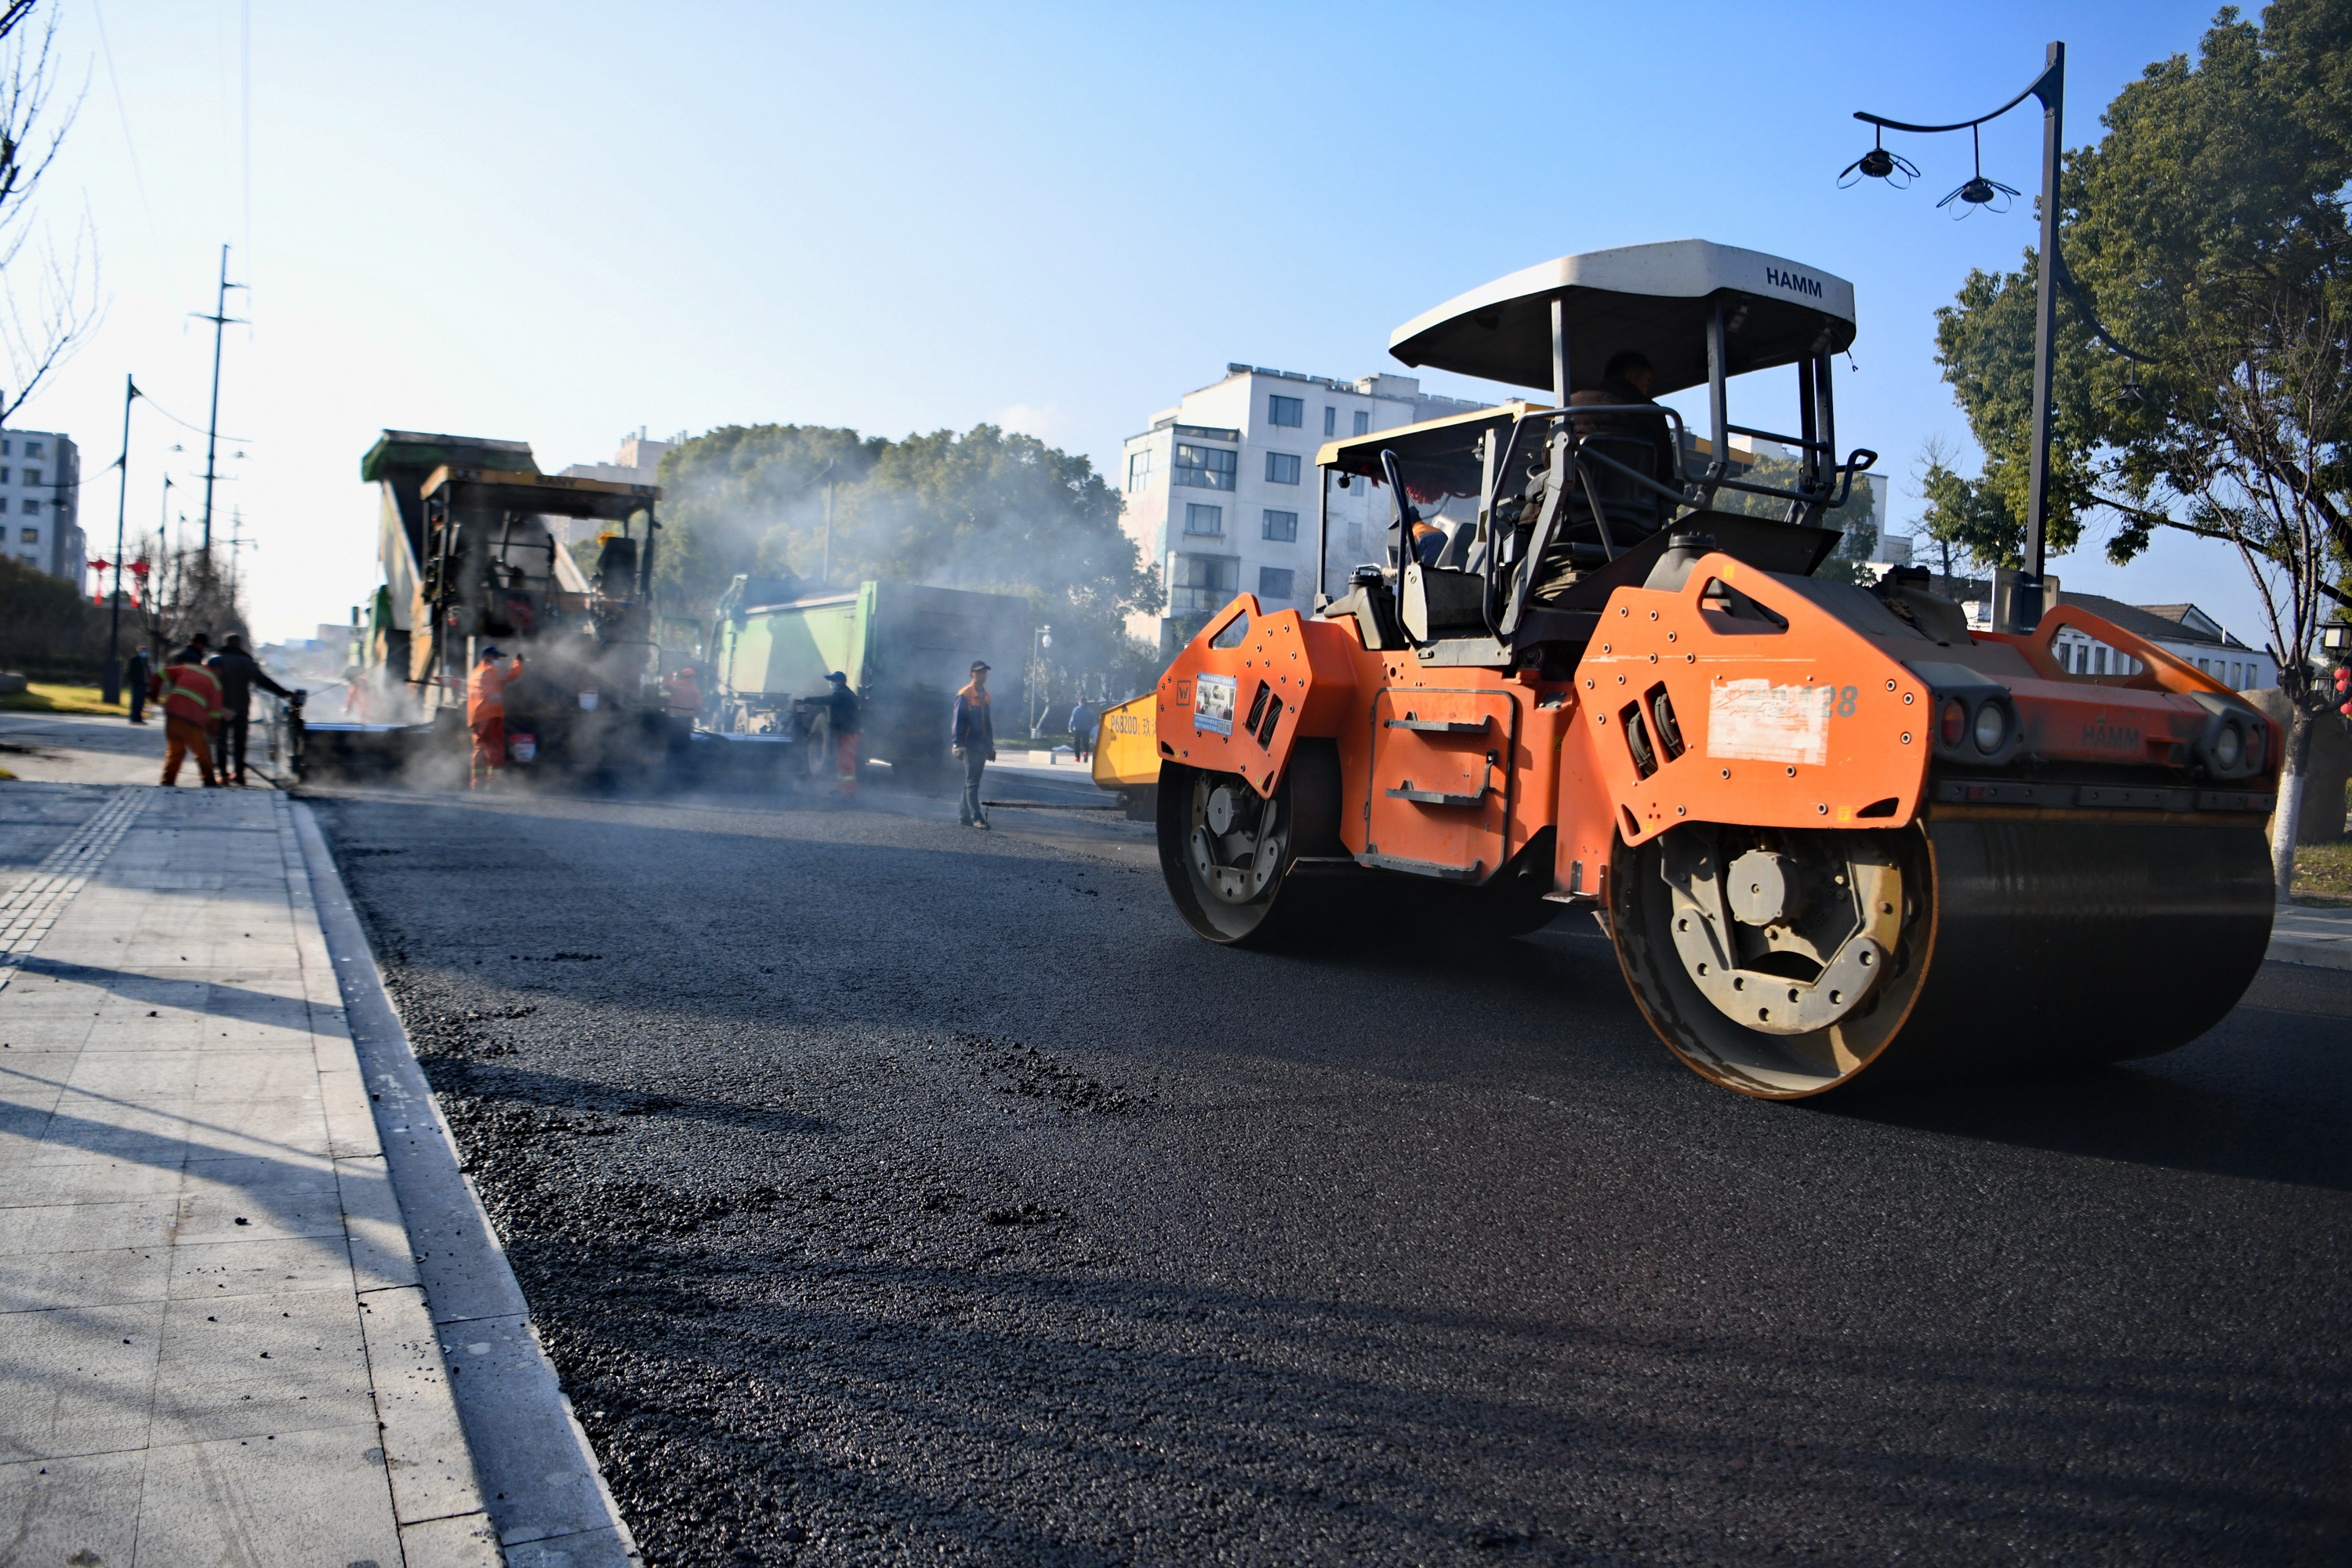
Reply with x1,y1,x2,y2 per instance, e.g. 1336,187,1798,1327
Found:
1610,815,2277,1098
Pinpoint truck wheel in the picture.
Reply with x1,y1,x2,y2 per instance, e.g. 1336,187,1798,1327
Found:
802,713,830,782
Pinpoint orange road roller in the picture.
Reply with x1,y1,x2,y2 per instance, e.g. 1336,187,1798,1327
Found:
1153,241,2278,1098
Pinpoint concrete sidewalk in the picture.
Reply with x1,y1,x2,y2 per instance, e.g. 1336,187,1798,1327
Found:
2270,901,2352,970
0,782,499,1565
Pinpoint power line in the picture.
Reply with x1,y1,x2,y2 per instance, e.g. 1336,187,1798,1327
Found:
89,0,164,267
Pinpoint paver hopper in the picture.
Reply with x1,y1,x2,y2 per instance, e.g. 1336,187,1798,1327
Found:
1152,241,2277,1097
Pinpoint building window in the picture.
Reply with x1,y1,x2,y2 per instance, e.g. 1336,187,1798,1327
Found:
19,528,34,543
1261,509,1298,543
1167,552,1240,614
1265,452,1301,485
24,469,38,486
24,441,40,458
1127,449,1153,492
1268,394,1304,428
0,466,9,482
1172,443,1237,491
20,498,35,515
1323,406,1337,437
1258,566,1295,601
1185,503,1224,536
1352,410,1370,436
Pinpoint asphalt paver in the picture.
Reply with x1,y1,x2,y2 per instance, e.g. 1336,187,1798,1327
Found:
307,779,2352,1566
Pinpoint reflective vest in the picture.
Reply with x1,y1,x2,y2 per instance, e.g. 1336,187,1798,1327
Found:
158,662,223,726
467,655,523,728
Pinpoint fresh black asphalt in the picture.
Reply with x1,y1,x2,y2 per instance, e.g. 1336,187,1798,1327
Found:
307,775,2352,1567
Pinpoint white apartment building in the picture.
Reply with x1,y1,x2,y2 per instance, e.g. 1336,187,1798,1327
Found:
554,427,677,542
1120,365,1489,649
0,429,83,587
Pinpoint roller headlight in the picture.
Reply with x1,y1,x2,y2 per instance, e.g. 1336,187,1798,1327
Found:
2213,723,2242,769
1973,700,2009,754
1940,699,1967,748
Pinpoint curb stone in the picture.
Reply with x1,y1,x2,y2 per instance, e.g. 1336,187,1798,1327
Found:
291,798,643,1566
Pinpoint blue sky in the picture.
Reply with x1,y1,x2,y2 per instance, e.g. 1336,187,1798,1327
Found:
27,0,2274,649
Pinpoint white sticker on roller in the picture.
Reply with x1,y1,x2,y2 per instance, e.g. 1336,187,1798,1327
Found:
1707,679,1835,766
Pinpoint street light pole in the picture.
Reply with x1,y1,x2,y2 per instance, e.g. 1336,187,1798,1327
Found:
1846,45,2092,630
102,374,139,706
2022,42,2066,601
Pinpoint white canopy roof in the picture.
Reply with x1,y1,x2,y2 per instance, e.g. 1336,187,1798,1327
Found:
1388,240,1858,398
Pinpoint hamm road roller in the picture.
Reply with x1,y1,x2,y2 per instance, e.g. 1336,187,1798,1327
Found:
1154,241,2278,1098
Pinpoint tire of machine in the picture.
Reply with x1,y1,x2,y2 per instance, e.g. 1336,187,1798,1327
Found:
1158,742,1370,948
802,711,831,782
1610,815,2276,1098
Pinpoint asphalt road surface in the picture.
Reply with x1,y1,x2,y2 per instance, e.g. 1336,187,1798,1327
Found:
306,770,2352,1567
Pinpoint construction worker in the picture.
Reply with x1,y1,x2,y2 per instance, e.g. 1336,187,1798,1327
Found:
1068,695,1099,764
666,663,702,724
207,633,300,786
951,659,995,829
153,636,223,787
124,645,151,725
467,644,524,789
824,670,862,798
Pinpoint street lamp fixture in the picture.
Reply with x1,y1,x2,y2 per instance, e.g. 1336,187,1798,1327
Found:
1934,125,2019,216
1842,42,2152,632
2321,621,2352,657
1838,125,1919,189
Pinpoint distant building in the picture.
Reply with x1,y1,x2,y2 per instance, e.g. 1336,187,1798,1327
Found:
2058,596,2278,690
0,429,83,589
1909,572,2279,688
1120,366,1490,649
554,428,677,543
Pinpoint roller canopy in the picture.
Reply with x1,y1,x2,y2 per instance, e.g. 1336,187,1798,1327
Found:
1313,402,1534,495
420,466,657,521
1388,240,1857,397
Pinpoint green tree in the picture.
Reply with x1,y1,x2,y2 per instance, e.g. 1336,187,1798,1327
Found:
651,422,1164,699
1931,1,2352,887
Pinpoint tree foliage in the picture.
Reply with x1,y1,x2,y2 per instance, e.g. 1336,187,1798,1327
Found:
1932,0,2352,679
650,422,1163,694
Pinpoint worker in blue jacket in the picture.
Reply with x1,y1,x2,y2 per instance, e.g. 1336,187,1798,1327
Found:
951,659,995,829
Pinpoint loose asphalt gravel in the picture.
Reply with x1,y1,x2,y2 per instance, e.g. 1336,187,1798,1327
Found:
306,775,2352,1567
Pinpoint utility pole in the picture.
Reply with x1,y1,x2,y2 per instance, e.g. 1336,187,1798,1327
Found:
193,244,248,561
2020,40,2066,626
103,374,140,705
153,473,172,655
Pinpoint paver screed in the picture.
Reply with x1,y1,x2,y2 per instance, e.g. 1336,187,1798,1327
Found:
0,782,499,1567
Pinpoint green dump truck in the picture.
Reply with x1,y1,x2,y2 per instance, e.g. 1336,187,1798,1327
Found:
709,576,1031,782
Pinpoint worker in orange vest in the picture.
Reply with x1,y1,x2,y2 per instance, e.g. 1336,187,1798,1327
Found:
152,634,224,787
467,644,524,789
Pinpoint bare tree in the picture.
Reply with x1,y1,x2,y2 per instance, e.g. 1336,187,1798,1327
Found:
0,0,98,426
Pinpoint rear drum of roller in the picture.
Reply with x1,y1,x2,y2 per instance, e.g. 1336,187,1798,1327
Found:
1611,815,2277,1098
